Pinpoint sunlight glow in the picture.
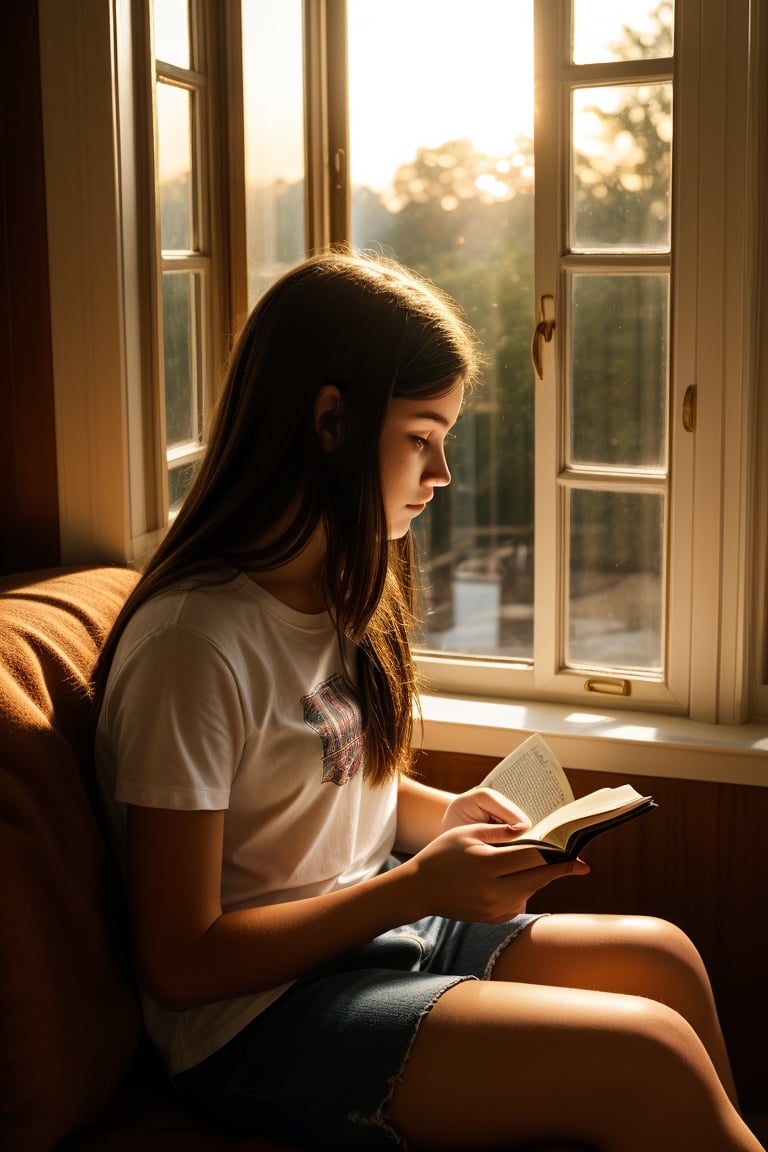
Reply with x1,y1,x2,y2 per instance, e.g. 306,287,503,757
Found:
565,712,613,725
348,0,534,192
605,725,660,742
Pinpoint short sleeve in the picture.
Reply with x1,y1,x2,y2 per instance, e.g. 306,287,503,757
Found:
105,624,246,810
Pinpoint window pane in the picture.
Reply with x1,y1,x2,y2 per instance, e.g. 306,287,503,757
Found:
569,273,668,469
568,489,664,671
242,0,305,306
349,0,535,659
572,83,672,251
572,0,674,64
154,0,190,68
157,82,194,251
162,271,202,448
168,461,197,517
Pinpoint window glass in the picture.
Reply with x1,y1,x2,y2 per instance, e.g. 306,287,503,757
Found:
162,271,202,449
163,266,204,517
153,0,191,68
572,0,674,64
157,82,194,251
571,83,672,252
569,273,668,470
168,461,197,517
242,0,306,307
153,2,210,520
567,488,664,672
348,0,535,659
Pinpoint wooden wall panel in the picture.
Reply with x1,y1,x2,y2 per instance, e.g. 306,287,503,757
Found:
414,748,768,1114
0,2,60,575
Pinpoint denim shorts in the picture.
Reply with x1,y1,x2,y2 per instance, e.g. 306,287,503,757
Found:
174,891,542,1151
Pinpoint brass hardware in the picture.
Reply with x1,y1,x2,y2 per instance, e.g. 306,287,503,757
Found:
530,294,556,380
682,384,697,432
584,677,632,697
333,147,346,191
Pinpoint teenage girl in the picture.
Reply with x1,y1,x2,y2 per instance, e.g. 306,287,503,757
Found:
94,252,763,1152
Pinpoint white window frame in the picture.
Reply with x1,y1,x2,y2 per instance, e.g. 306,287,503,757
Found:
154,30,212,517
534,4,677,713
417,0,766,732
39,0,239,566
38,0,768,769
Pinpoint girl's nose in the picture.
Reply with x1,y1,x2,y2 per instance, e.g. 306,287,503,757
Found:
427,451,451,488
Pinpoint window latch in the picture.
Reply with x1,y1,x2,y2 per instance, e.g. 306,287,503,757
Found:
530,294,555,381
333,147,346,191
682,384,697,432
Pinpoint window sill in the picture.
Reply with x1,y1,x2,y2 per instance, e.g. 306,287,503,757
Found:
417,694,768,788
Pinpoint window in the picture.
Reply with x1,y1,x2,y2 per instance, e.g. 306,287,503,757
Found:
343,0,764,725
343,1,682,712
153,0,218,516
241,0,306,307
531,1,677,710
38,0,766,728
348,0,536,666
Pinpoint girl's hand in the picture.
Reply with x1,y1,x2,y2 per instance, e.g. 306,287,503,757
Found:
441,786,532,836
403,822,589,924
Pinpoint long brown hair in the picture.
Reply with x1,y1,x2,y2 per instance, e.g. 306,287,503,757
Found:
94,252,480,783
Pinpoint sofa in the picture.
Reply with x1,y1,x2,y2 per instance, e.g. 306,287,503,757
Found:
0,565,591,1151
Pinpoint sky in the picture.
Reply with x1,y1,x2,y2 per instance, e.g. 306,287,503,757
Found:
346,0,534,191
155,0,671,189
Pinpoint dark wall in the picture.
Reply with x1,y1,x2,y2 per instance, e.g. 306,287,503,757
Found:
0,3,60,576
415,748,768,1115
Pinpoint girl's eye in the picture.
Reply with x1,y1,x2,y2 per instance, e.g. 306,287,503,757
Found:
413,436,428,449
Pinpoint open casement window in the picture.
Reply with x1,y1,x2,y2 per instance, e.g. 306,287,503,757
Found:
152,0,221,519
240,0,307,307
228,0,763,724
339,0,686,713
530,1,681,711
338,0,761,723
38,0,762,723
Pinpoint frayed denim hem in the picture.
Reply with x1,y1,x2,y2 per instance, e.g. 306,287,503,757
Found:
349,975,475,1151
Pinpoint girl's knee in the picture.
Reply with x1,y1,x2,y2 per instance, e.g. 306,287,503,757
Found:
616,915,707,975
597,994,707,1082
531,911,702,967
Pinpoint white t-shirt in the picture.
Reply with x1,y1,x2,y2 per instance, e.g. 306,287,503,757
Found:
96,570,398,1074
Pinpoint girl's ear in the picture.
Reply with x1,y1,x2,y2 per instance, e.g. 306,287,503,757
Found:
314,384,344,453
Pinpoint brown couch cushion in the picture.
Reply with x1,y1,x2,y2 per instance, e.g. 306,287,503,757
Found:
0,566,141,1152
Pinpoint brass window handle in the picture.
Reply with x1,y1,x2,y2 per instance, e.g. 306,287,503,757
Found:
530,294,556,380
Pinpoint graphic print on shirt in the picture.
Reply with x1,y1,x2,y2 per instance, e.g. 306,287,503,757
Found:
302,675,365,786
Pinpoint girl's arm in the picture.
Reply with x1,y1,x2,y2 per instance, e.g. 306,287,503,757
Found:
127,802,583,1013
127,803,426,1011
395,773,533,855
395,774,457,853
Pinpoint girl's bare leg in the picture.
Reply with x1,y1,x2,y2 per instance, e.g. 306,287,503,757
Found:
388,976,763,1151
492,914,738,1105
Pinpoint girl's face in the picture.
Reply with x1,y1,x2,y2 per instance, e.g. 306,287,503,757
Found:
379,379,464,539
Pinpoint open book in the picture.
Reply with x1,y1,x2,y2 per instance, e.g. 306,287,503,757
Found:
481,733,657,862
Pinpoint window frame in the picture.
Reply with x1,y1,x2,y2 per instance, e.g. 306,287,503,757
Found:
526,3,679,713
38,0,767,733
38,0,242,566
153,10,215,518
417,0,765,727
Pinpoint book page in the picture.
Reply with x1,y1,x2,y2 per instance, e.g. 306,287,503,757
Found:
528,784,649,849
481,733,575,826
